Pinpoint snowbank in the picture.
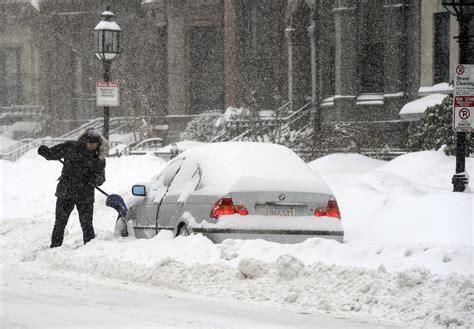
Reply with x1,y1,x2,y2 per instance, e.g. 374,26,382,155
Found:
308,153,386,175
418,83,452,95
310,151,473,246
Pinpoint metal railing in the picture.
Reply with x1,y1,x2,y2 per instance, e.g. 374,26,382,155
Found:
60,116,138,140
0,105,44,118
0,116,142,161
306,148,409,162
0,138,70,162
228,102,311,142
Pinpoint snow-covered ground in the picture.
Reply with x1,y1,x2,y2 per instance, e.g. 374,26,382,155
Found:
1,148,473,328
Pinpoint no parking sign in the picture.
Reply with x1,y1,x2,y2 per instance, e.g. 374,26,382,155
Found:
453,64,474,132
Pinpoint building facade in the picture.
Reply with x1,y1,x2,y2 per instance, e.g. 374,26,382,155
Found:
420,0,465,89
141,0,422,147
0,1,41,110
1,0,468,151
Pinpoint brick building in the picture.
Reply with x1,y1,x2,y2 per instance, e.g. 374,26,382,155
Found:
1,0,469,151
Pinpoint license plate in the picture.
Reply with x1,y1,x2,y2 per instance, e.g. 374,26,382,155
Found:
267,207,295,216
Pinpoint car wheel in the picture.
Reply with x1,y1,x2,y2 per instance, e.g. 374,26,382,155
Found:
177,224,190,237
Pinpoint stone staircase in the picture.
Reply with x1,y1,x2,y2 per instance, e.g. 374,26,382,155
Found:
213,101,409,162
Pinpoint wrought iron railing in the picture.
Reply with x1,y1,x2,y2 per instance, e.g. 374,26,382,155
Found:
0,116,143,161
0,138,70,162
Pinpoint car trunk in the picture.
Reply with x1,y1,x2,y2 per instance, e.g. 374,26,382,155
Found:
229,191,330,217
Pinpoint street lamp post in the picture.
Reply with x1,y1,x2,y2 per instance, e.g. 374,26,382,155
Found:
94,6,121,141
442,0,473,192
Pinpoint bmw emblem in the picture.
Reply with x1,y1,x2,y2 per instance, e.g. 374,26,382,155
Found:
279,193,286,201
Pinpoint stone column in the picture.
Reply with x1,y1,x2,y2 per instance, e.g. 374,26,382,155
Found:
405,0,421,103
333,0,357,121
72,53,82,123
286,24,295,112
306,0,319,132
286,0,300,112
167,0,189,117
383,1,404,93
224,0,237,109
383,1,406,119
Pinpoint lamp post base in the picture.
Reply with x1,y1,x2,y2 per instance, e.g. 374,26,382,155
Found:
452,173,469,192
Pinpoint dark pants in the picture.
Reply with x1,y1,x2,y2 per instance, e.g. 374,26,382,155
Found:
51,198,95,248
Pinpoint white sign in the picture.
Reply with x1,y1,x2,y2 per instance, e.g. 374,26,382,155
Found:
96,82,120,107
453,64,474,132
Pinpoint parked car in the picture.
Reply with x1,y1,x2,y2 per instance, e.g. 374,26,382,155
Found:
128,138,163,155
117,142,344,243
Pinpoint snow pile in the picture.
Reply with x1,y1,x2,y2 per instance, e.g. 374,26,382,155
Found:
1,148,473,328
399,93,447,121
309,151,473,246
418,83,453,95
275,254,305,279
308,153,386,175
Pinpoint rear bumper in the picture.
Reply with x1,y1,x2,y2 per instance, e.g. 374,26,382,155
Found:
190,227,344,244
188,214,344,244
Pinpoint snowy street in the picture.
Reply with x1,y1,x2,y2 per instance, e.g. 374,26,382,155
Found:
2,259,394,328
1,149,473,328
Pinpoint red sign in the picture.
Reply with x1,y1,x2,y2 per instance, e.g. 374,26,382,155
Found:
96,82,119,88
454,96,474,107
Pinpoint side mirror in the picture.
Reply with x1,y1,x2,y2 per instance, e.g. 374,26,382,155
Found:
132,185,146,196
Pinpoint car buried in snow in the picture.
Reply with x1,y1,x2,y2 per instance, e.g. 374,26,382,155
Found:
116,142,344,243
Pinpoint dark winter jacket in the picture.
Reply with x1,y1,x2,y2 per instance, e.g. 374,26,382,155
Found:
38,131,107,203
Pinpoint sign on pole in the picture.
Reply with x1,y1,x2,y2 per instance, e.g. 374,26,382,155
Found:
96,82,120,107
453,64,474,132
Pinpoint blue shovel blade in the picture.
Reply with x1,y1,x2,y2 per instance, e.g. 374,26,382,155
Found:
106,194,128,218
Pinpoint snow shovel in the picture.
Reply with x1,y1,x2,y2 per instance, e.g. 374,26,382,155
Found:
58,159,128,218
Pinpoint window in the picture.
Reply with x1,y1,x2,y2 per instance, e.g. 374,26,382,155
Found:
146,159,184,203
433,12,450,84
190,26,224,113
0,48,22,106
167,161,201,202
358,2,384,94
360,43,384,93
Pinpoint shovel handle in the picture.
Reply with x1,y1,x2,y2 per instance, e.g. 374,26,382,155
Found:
94,186,109,197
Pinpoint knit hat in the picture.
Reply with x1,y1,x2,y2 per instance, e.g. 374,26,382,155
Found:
81,128,102,144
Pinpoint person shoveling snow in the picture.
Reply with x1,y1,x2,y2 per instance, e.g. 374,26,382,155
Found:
38,128,127,248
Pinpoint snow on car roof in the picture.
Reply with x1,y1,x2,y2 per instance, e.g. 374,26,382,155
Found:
177,142,332,195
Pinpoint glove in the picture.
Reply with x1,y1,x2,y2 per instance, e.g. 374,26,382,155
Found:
38,145,49,157
93,173,105,186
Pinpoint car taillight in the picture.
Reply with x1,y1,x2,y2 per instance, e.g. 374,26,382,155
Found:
314,196,341,219
210,198,248,218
